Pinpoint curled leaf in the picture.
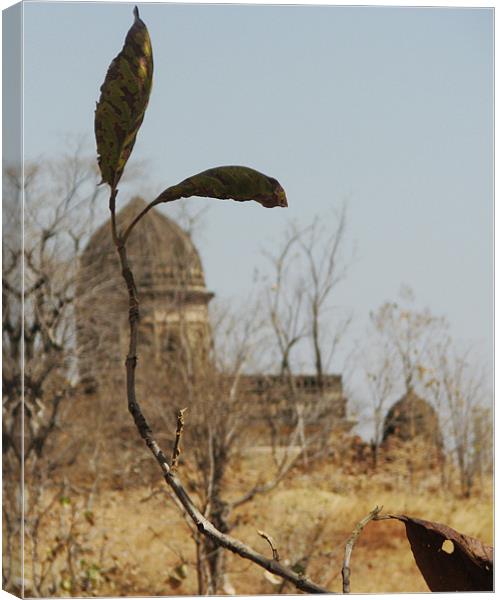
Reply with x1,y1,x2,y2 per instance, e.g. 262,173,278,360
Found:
122,166,287,243
95,6,153,188
388,514,493,592
159,166,288,208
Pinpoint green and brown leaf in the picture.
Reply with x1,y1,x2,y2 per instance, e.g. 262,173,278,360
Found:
158,166,288,208
95,6,153,189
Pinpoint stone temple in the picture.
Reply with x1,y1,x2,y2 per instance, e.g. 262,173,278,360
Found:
75,198,351,436
76,197,213,393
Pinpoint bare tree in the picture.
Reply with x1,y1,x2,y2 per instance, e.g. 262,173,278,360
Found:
362,349,398,469
3,152,102,458
262,207,353,462
143,293,310,594
174,301,264,594
369,286,447,396
265,206,352,382
352,289,450,487
363,290,492,496
298,207,351,388
2,149,105,595
470,405,493,491
427,345,491,497
264,226,308,379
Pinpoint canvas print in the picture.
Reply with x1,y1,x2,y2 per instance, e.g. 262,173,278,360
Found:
2,1,493,596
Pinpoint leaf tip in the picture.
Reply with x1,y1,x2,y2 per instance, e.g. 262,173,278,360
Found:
263,178,288,208
276,187,288,208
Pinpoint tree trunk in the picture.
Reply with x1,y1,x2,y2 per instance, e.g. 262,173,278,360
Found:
205,498,230,593
203,442,231,594
311,304,323,390
370,440,379,470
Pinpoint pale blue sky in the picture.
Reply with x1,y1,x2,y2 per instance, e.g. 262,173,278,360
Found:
21,2,493,412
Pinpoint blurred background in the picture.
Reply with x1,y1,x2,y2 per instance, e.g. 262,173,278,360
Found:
3,1,493,596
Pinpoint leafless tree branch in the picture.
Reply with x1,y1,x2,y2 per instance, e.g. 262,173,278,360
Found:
108,192,332,594
171,408,187,471
342,506,382,593
258,530,281,562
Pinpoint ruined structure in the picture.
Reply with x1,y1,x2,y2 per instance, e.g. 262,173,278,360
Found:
76,197,213,393
241,374,349,421
382,390,442,446
239,373,353,444
76,198,351,437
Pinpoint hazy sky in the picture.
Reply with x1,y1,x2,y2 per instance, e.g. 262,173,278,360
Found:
20,1,493,412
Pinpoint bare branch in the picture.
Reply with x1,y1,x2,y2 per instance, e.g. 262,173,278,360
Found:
258,530,281,562
342,506,382,593
230,438,302,510
109,193,332,595
171,408,188,471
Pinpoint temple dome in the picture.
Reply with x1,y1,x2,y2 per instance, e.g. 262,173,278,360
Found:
76,197,213,392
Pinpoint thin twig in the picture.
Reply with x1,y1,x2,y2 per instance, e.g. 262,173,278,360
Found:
342,506,382,593
171,408,187,471
230,435,301,509
122,185,181,243
258,530,280,562
373,513,393,521
111,196,331,595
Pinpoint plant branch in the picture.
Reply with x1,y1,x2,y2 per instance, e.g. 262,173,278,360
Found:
258,530,281,562
342,506,382,593
171,408,187,471
122,184,185,243
109,193,331,595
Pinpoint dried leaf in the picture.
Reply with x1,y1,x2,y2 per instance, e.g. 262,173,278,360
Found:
388,514,493,591
159,166,288,208
167,574,182,590
95,6,153,189
84,510,95,526
174,563,188,579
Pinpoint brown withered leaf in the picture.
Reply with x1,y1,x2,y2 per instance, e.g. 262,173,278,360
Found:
388,514,493,592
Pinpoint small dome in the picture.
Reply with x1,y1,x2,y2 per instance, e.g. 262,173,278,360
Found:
382,390,442,445
80,197,206,294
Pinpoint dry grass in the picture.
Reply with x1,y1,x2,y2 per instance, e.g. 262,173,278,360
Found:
21,443,493,596
14,393,493,596
225,451,493,594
